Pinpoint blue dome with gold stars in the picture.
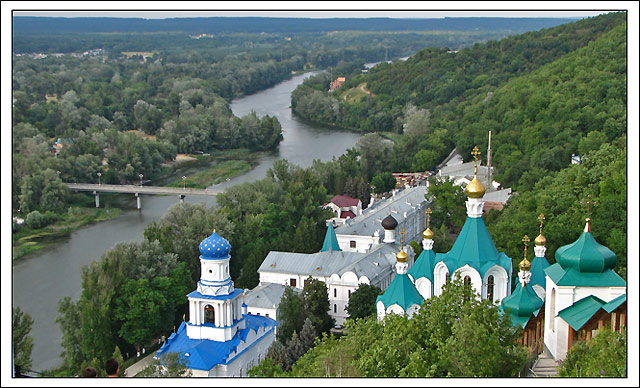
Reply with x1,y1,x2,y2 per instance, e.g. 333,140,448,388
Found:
199,230,231,260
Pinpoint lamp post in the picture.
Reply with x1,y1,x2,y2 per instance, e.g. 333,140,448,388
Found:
182,176,187,190
97,172,101,185
139,173,143,186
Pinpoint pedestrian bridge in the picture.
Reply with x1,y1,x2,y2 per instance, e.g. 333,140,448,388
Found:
64,183,223,209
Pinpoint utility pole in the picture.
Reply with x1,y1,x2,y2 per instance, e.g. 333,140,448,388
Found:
487,130,493,190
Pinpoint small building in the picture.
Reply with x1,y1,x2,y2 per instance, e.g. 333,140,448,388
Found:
329,77,346,92
543,218,626,360
323,194,362,227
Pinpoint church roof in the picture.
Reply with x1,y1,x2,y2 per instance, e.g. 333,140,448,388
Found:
555,230,617,273
500,283,544,328
557,294,626,331
529,256,550,290
258,244,397,284
376,273,423,311
187,289,243,301
407,248,436,281
155,317,276,371
321,224,342,252
243,283,290,310
436,217,512,277
199,230,231,260
335,185,428,237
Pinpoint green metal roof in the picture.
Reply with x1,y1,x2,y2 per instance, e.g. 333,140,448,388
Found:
376,273,423,311
501,283,544,328
555,231,617,273
545,263,626,287
602,293,626,313
558,295,607,331
407,248,435,281
529,256,550,290
321,224,342,252
436,217,512,277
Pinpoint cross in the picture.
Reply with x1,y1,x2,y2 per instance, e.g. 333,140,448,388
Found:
425,208,432,228
471,146,481,162
522,235,530,260
538,213,545,234
399,227,406,248
580,195,599,219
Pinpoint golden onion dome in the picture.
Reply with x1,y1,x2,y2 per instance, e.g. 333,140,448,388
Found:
465,175,486,198
396,249,409,263
423,227,434,240
519,258,532,272
534,233,547,246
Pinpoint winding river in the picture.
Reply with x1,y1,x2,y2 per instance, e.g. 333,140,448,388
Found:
12,72,362,372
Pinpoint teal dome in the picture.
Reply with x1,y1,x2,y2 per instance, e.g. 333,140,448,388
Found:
555,231,616,273
199,230,231,259
501,283,543,325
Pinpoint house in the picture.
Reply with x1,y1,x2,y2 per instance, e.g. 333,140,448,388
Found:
323,194,362,227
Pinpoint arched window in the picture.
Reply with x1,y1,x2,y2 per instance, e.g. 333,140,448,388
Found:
487,276,495,303
334,288,337,298
205,305,215,325
334,304,337,313
463,276,472,301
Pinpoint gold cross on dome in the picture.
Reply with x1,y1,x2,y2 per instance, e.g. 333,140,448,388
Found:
538,213,545,234
471,146,481,162
399,227,406,247
425,208,432,228
522,235,530,260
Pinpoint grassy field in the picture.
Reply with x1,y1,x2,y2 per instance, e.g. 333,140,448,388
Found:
167,159,252,189
12,207,121,260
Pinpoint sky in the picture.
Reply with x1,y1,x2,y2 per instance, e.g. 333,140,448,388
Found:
5,1,625,19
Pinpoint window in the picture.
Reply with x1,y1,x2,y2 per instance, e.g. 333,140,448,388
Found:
350,240,356,248
205,305,215,324
334,288,337,298
334,304,337,313
265,314,269,318
550,288,556,332
348,290,352,298
445,272,450,284
487,275,495,303
290,278,296,287
463,276,471,301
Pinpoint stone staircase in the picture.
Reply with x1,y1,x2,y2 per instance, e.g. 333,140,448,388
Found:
528,352,559,377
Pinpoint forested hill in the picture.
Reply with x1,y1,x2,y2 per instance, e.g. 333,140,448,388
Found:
291,12,626,190
12,16,578,35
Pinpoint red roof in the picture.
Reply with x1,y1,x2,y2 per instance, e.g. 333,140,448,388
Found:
340,210,356,219
330,194,361,208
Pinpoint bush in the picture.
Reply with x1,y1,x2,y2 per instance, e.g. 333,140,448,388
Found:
559,328,627,377
25,211,47,229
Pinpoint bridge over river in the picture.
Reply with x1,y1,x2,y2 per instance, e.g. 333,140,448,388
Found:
64,183,223,209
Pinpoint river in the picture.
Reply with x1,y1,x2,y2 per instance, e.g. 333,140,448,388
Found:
12,72,362,372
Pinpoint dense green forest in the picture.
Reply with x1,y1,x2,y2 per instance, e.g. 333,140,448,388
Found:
291,12,626,189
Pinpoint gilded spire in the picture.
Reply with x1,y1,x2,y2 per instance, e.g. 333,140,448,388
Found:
423,207,434,239
520,235,531,272
465,146,486,198
534,213,546,246
397,227,408,262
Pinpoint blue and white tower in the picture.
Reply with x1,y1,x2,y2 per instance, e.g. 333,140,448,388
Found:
157,229,276,377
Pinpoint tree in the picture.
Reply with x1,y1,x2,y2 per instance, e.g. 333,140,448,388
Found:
56,297,85,372
370,172,396,195
559,328,626,377
12,307,34,372
427,177,467,232
276,286,305,345
136,352,193,377
345,284,382,320
302,277,335,338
